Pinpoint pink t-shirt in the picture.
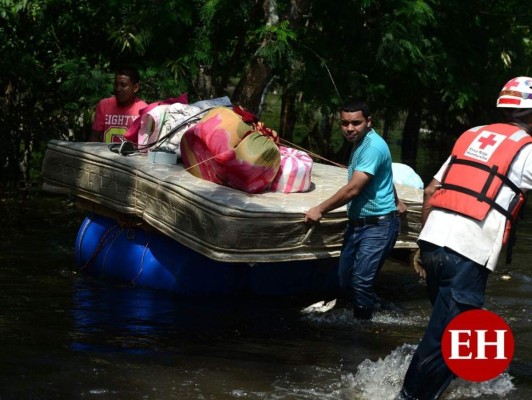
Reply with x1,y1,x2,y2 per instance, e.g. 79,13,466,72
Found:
92,96,148,142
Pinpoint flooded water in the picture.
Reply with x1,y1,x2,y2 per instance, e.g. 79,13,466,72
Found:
0,194,530,399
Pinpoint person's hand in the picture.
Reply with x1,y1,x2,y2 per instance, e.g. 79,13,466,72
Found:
304,207,322,226
396,200,407,215
412,249,426,279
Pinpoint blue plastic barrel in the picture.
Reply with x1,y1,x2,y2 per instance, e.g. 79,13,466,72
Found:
75,213,243,295
75,213,340,296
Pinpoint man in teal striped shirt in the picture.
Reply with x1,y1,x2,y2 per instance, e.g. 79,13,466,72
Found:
305,99,402,319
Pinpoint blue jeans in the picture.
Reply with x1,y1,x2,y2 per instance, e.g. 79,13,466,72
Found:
338,215,399,314
397,241,490,400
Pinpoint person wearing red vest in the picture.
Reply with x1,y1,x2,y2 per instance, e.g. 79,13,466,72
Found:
89,67,148,143
397,77,532,400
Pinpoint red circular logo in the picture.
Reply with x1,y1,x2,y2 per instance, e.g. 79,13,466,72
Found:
442,309,514,382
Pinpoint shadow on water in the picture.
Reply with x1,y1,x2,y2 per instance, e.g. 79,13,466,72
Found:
0,193,531,399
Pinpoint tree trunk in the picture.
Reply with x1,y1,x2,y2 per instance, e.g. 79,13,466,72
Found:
194,66,215,100
231,0,312,115
279,92,297,143
401,107,421,169
382,108,393,142
231,57,274,114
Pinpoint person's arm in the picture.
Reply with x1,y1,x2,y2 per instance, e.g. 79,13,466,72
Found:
412,177,441,279
305,170,371,224
88,129,103,142
394,186,407,215
421,178,441,226
89,100,104,142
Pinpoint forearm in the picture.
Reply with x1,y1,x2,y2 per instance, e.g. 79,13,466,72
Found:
421,179,439,226
305,185,359,223
318,186,356,213
88,130,103,142
394,185,407,214
305,170,368,224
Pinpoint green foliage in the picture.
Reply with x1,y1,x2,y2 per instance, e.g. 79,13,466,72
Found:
1,0,531,193
254,20,297,67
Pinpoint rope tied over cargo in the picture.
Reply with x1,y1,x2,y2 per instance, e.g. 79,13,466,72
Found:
79,223,123,273
79,214,147,273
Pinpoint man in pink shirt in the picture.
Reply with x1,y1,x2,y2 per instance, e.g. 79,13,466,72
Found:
89,67,148,143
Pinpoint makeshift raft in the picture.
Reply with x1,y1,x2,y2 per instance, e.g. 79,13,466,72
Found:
42,140,423,295
75,212,341,296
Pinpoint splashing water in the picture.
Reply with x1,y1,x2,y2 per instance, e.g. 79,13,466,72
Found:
301,302,429,328
444,373,515,399
348,343,415,399
349,344,515,400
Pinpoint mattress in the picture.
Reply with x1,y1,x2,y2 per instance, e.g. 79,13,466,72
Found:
41,140,422,262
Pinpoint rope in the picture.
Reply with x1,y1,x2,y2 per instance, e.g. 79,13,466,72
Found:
279,137,347,169
300,44,343,103
79,223,123,273
126,105,348,229
182,149,232,172
80,216,146,273
127,235,151,285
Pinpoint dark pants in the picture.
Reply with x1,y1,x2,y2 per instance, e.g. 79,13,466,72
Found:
338,215,399,317
397,241,490,400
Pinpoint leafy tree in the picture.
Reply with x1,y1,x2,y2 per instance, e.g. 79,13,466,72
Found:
1,0,531,195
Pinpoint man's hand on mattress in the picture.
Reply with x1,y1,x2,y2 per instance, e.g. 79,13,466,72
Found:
304,207,322,225
396,200,407,215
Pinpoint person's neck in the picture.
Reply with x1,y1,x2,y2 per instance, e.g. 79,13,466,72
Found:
117,99,135,107
508,119,532,135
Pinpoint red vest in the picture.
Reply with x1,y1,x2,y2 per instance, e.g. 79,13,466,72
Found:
430,123,531,244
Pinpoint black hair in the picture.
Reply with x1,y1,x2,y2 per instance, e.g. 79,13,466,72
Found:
115,67,141,84
340,99,371,119
500,108,532,135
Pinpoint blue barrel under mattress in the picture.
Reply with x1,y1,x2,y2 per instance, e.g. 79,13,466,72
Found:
75,213,340,296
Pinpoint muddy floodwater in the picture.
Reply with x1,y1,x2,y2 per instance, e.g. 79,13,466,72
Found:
0,194,530,399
